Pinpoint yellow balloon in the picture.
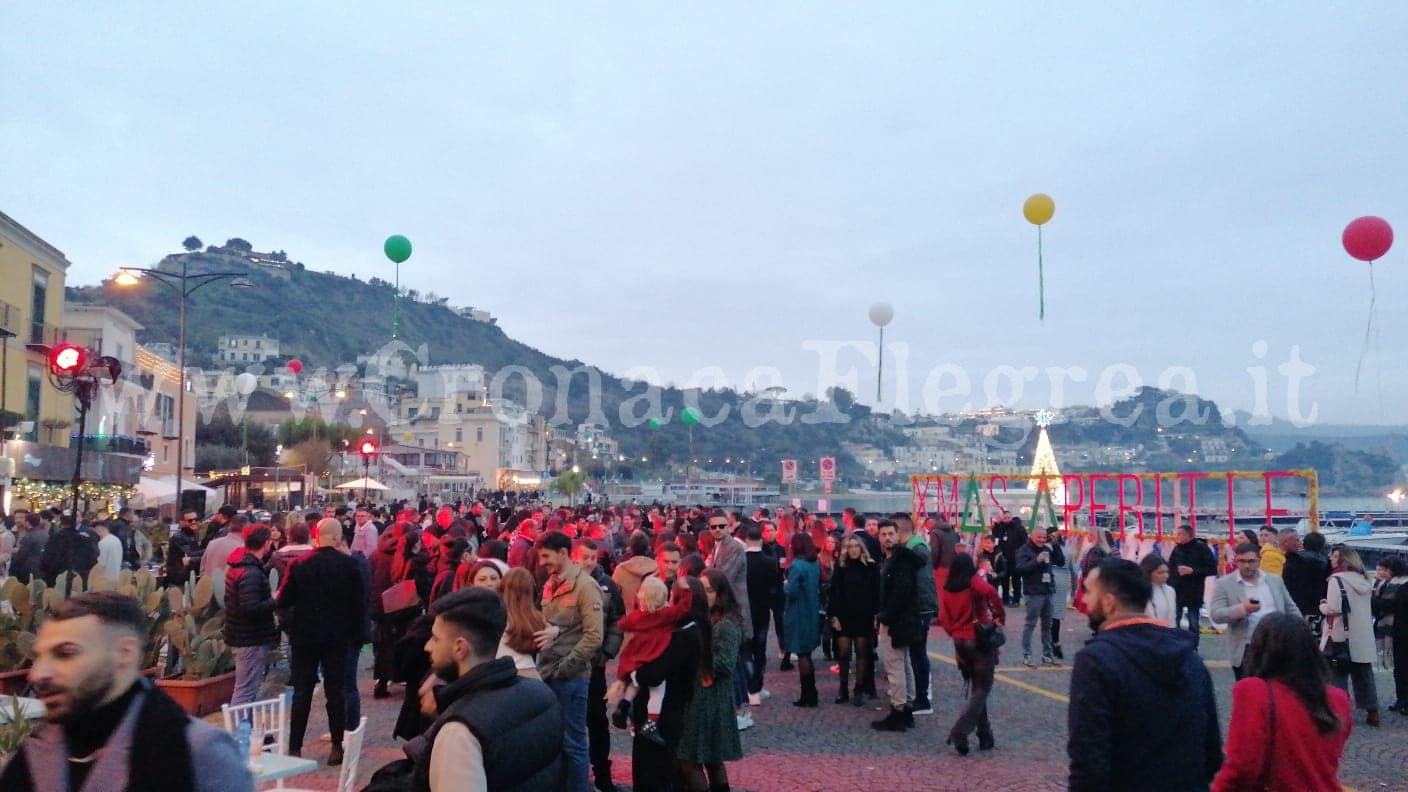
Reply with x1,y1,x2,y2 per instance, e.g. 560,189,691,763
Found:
1023,193,1055,226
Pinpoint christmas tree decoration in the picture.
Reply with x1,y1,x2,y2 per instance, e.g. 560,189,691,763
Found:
1026,410,1064,507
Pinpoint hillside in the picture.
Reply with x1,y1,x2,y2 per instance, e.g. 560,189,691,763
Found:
67,249,911,480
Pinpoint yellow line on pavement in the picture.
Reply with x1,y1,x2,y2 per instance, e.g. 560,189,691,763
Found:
929,651,1070,704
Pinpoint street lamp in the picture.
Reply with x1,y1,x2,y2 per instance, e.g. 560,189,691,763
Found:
116,264,251,517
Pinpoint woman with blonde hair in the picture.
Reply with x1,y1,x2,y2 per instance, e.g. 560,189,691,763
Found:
1320,546,1381,726
826,534,880,705
498,567,546,679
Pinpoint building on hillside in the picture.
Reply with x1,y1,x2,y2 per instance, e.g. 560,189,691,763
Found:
214,334,280,365
413,364,486,401
575,422,619,461
455,307,496,324
392,397,546,490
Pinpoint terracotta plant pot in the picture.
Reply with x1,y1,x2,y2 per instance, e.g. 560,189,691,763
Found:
155,671,237,717
0,669,30,697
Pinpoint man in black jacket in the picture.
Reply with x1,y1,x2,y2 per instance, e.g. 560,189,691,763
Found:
1015,527,1063,666
872,519,922,732
165,512,203,588
1281,529,1331,631
225,525,277,705
410,586,565,791
1068,558,1220,791
744,522,781,702
40,513,99,594
1167,524,1216,635
277,518,369,765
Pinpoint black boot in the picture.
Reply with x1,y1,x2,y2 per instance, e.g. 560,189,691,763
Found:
870,706,907,731
1051,619,1064,659
593,762,617,792
835,658,851,704
947,733,970,756
977,730,996,751
794,670,818,707
779,654,794,672
900,705,916,730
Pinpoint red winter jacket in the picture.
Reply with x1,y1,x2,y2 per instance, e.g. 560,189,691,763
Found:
938,576,1004,641
1212,678,1351,792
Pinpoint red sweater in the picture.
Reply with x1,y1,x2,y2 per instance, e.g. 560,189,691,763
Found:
938,577,1005,640
616,595,692,679
1212,679,1351,792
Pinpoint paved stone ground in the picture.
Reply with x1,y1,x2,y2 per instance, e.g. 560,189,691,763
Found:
236,609,1408,791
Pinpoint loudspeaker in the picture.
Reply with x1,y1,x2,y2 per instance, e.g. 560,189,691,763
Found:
180,488,207,516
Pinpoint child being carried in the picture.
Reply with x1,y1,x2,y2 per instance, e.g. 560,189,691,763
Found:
607,577,692,743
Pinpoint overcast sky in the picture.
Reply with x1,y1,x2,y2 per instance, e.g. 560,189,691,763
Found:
5,3,1407,425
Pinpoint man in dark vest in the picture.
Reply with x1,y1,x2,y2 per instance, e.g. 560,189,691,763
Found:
0,591,252,791
410,586,565,791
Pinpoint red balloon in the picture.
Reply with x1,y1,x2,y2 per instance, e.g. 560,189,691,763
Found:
1342,216,1393,262
288,359,303,374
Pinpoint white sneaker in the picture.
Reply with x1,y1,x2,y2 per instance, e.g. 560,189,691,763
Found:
748,692,762,706
736,712,754,730
758,689,771,701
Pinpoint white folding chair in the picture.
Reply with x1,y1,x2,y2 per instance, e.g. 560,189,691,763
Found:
284,716,368,792
222,691,293,788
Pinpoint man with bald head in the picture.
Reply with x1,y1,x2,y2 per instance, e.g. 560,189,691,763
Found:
277,518,369,765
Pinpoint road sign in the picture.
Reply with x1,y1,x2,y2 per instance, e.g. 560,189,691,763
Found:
781,459,798,483
819,457,836,482
823,480,833,494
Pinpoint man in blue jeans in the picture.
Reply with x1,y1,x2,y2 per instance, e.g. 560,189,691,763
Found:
223,524,278,705
897,515,936,714
535,530,605,792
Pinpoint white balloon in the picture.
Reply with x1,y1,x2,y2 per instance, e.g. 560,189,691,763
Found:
868,302,894,327
235,372,258,395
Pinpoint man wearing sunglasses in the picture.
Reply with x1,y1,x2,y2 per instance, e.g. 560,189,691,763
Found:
164,512,203,588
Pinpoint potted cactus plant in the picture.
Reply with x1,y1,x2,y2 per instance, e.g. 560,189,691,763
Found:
154,576,236,716
0,578,47,695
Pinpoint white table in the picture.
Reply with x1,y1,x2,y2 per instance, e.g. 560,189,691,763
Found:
249,753,319,784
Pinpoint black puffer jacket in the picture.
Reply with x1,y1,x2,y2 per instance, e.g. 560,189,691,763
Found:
877,544,923,647
224,549,279,647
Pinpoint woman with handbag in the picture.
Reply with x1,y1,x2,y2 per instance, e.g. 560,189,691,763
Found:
1319,547,1381,726
1212,613,1352,791
938,553,1005,755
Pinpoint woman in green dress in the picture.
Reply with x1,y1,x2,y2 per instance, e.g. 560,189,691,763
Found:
676,569,745,791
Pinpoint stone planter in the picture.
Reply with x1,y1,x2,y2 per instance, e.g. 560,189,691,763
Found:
155,671,237,717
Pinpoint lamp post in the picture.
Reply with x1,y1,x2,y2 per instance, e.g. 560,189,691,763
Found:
115,263,251,518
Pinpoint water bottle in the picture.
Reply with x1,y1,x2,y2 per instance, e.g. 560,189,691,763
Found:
235,718,252,761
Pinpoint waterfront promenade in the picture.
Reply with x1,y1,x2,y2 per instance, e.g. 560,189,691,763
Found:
242,609,1408,791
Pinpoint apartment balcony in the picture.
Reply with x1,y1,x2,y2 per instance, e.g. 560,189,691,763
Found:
69,434,150,456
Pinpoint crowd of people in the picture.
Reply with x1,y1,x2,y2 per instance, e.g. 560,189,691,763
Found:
1,499,1406,790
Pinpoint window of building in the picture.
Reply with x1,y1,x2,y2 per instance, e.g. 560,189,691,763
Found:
476,427,484,443
455,427,462,442
29,267,48,344
25,363,41,438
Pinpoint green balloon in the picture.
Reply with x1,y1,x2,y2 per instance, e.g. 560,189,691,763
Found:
648,418,662,429
384,235,412,263
680,408,701,427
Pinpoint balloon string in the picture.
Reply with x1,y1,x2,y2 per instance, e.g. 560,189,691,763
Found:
1037,225,1045,321
1354,262,1375,392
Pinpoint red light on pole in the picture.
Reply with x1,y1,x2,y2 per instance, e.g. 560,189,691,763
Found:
358,440,377,457
50,343,87,375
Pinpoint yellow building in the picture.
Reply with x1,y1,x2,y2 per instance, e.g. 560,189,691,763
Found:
0,210,73,443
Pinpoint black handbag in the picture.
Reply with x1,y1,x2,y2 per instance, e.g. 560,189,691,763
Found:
973,589,1006,652
1321,577,1354,674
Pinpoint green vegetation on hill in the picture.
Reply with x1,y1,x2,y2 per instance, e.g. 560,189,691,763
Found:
68,250,910,480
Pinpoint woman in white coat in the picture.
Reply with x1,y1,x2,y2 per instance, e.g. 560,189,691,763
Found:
1320,547,1381,726
1140,555,1178,626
